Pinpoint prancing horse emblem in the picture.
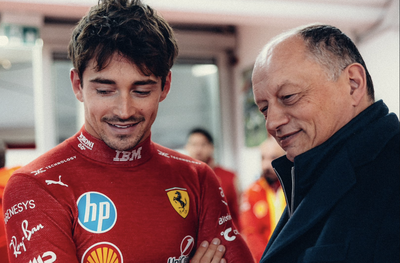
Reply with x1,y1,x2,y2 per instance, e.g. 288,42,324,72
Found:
166,187,190,218
173,191,187,210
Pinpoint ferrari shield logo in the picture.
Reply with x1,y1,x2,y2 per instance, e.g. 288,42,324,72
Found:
166,187,190,218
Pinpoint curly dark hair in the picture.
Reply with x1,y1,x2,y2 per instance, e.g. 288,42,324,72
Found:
68,0,178,89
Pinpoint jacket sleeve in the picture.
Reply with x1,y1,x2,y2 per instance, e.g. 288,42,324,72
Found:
3,173,79,263
196,167,254,263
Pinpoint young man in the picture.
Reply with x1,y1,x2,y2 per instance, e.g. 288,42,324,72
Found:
2,1,252,262
185,128,241,231
252,24,399,262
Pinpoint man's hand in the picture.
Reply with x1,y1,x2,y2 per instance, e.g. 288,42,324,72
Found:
191,238,226,263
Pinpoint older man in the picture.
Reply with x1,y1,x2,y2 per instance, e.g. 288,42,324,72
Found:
252,24,399,262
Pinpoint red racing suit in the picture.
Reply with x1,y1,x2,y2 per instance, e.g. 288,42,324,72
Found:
3,127,253,263
213,167,241,231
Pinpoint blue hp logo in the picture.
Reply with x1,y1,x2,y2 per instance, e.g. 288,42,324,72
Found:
77,192,117,233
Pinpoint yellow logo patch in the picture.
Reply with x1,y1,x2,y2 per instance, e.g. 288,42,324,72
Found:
166,187,190,218
81,242,123,263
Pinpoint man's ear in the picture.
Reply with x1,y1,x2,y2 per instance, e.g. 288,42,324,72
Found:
346,63,367,106
70,69,84,102
160,71,171,102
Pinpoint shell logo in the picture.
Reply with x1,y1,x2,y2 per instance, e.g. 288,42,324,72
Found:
81,242,123,263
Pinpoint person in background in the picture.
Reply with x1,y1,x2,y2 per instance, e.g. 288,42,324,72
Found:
2,0,253,262
252,24,399,262
0,140,21,262
240,137,286,262
186,128,241,231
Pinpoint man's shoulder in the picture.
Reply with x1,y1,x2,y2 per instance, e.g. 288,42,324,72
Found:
344,110,399,169
152,142,205,167
12,140,77,178
369,131,399,175
151,143,219,187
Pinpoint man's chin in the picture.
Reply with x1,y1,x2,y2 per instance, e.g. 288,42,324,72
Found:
103,136,141,151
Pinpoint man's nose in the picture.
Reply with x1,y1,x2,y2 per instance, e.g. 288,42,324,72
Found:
266,105,289,133
117,93,134,119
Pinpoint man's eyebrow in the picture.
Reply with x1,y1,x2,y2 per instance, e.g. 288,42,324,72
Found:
89,77,115,85
134,79,158,85
89,78,158,86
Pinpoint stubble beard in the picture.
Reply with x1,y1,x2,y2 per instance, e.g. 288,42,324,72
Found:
102,133,144,151
100,115,146,151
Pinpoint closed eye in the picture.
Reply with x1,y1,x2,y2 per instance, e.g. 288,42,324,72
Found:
133,90,151,97
281,93,299,104
96,89,113,95
259,105,268,119
260,105,268,113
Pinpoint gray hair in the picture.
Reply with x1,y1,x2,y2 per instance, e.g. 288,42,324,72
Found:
256,24,374,100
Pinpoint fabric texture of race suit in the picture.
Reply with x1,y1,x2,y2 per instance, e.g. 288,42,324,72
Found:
212,166,241,231
3,127,253,263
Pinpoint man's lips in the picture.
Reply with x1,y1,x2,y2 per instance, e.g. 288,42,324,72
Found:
103,116,145,130
108,123,138,129
102,116,144,128
277,130,301,147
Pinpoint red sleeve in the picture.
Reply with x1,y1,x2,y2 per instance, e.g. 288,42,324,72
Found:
224,176,241,231
3,173,79,263
197,167,254,263
214,168,241,231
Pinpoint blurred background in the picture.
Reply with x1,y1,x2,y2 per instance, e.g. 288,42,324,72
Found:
0,0,398,191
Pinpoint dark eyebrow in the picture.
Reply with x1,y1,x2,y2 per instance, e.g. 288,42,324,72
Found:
89,78,158,86
134,79,158,86
90,78,115,85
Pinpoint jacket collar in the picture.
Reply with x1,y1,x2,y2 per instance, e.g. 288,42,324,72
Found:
272,100,394,214
67,126,155,166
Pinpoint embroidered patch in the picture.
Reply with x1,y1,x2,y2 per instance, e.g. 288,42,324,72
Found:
166,187,190,218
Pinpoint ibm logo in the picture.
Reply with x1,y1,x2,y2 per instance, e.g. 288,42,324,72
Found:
77,192,117,233
113,147,142,161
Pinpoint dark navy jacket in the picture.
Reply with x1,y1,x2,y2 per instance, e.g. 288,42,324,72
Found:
260,100,400,263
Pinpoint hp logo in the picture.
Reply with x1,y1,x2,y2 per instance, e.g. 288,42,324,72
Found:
77,192,117,233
